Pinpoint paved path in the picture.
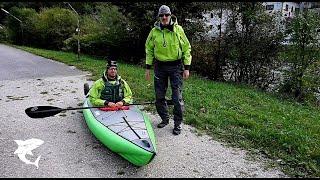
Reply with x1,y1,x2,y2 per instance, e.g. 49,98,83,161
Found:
0,44,83,81
0,44,287,177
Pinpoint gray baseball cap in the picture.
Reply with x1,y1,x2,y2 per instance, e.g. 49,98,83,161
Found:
158,5,171,16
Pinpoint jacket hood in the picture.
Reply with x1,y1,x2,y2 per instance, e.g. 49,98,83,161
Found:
154,15,178,30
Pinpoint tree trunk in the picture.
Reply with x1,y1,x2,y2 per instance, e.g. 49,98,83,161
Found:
213,3,225,81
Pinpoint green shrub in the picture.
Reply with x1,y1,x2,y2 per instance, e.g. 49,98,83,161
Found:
34,7,78,49
280,11,320,105
63,3,130,59
0,26,9,42
2,7,38,45
191,40,217,79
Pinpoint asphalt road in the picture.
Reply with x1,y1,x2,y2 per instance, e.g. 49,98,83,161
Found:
0,44,287,178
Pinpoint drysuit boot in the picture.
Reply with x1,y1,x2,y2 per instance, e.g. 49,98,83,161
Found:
157,120,169,128
173,125,181,135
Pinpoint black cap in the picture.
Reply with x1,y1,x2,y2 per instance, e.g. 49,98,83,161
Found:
106,60,117,69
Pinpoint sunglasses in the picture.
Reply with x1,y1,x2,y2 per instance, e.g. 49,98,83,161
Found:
108,67,117,71
159,14,170,17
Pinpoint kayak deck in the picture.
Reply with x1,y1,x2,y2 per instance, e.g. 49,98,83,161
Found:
82,99,157,166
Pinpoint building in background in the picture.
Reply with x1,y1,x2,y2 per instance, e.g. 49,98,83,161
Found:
263,2,299,18
262,2,320,17
203,2,319,39
262,2,320,43
203,9,230,40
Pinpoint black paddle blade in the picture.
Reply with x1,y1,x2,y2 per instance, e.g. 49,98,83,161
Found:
84,83,90,96
25,106,63,118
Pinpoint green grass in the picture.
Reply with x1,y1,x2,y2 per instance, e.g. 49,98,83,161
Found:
15,45,320,177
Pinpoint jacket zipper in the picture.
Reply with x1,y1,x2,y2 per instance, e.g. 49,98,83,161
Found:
162,30,166,47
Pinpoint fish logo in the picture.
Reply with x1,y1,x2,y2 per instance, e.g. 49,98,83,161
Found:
14,138,44,169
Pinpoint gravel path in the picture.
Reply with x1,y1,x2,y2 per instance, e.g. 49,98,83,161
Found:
0,75,287,178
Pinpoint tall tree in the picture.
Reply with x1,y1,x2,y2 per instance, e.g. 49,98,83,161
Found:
224,2,284,89
280,10,320,102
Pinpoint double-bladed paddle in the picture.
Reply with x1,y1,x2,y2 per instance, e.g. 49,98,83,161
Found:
25,100,174,118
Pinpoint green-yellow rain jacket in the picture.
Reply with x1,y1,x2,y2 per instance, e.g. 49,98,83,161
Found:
89,71,133,106
145,15,192,68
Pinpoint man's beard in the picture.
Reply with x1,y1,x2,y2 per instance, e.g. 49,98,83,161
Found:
108,74,116,80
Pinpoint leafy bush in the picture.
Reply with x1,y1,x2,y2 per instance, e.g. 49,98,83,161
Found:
34,7,77,49
223,3,284,89
191,40,217,78
2,7,38,45
63,3,130,59
302,61,320,105
280,11,320,105
0,25,9,42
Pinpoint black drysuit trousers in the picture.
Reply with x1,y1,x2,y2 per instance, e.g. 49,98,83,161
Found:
154,61,184,127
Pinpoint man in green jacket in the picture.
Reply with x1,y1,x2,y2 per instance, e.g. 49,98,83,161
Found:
89,59,133,107
145,5,192,135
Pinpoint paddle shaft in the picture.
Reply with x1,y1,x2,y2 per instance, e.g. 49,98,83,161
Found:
60,100,173,111
32,101,161,113
60,102,156,111
25,100,174,118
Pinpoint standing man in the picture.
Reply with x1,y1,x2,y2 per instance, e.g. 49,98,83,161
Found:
145,5,192,135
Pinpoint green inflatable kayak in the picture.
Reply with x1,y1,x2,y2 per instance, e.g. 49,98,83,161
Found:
82,98,157,166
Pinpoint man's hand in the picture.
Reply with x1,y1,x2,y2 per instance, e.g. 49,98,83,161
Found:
116,101,124,107
183,70,190,79
108,102,116,107
145,69,151,81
